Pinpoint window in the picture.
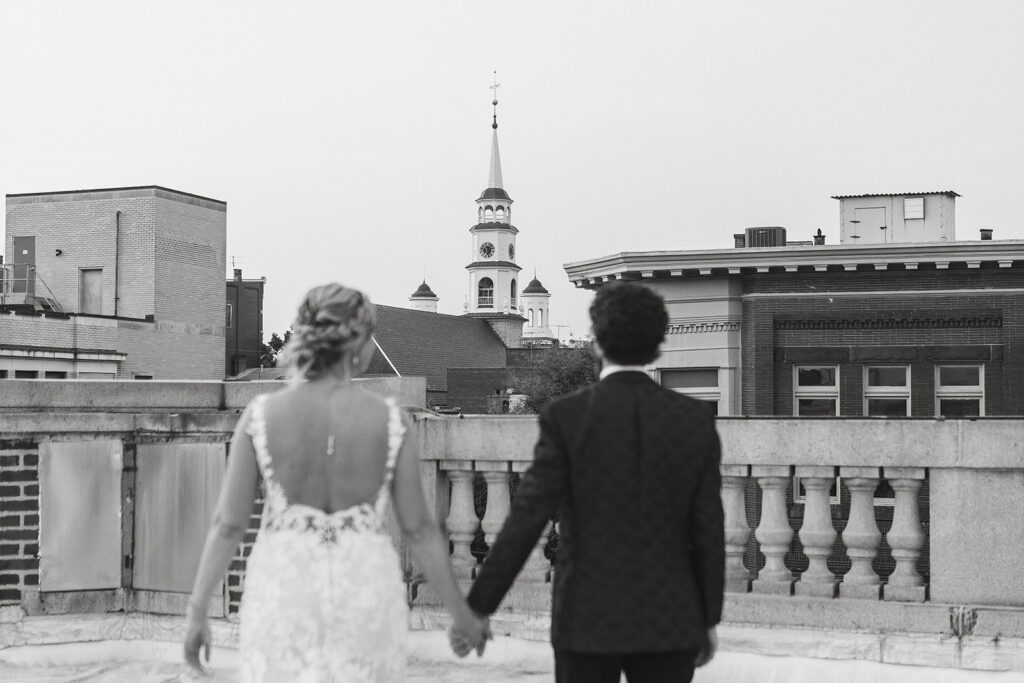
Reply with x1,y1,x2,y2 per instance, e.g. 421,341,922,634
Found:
44,371,67,379
133,374,153,380
0,370,7,378
864,366,910,416
936,365,984,417
661,368,720,413
904,197,924,220
14,370,38,379
477,278,494,308
527,308,534,326
79,268,103,315
794,365,839,416
226,303,233,328
510,279,517,307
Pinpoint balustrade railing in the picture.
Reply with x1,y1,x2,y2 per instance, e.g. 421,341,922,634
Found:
425,458,929,603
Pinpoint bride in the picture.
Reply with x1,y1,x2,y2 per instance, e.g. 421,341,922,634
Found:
184,283,489,680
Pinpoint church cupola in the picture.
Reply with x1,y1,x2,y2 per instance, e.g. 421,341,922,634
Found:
467,73,523,328
521,272,556,345
409,280,439,313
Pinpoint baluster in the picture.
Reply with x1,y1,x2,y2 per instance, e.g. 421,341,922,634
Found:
752,466,793,595
722,466,750,592
883,467,926,602
443,463,478,580
795,466,838,597
479,467,511,546
840,467,881,599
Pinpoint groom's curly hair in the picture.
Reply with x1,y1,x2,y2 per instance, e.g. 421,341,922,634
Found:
589,282,667,365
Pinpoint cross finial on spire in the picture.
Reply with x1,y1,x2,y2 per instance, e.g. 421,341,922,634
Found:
489,71,500,129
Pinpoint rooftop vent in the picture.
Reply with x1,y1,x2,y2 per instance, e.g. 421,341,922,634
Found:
745,226,787,248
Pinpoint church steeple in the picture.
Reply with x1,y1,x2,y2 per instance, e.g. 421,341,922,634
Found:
467,72,524,346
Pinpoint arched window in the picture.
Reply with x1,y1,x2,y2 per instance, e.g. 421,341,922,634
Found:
539,309,545,327
528,308,534,326
478,207,484,223
510,279,517,306
477,277,494,308
496,206,505,222
484,206,494,222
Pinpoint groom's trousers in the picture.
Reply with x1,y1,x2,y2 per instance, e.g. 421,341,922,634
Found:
554,649,698,683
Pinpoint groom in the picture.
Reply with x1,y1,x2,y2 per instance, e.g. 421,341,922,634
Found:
463,282,725,682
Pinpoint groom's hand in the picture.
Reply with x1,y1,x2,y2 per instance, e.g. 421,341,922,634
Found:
448,614,491,658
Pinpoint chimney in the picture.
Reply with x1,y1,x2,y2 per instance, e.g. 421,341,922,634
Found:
733,233,746,249
813,228,826,246
980,229,993,241
234,268,243,280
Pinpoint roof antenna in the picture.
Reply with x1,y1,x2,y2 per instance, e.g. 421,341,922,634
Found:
489,71,500,129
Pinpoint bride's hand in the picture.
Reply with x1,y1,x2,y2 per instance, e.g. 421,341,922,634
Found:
183,608,212,674
449,610,491,658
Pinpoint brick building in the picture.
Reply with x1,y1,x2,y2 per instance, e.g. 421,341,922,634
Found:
225,268,265,377
565,192,1024,417
1,186,226,379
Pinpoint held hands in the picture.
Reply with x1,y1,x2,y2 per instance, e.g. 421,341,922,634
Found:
183,604,212,675
448,609,491,658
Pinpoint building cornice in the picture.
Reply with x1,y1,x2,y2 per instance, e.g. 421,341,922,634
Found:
563,241,1024,287
469,222,519,234
6,185,226,208
465,260,523,271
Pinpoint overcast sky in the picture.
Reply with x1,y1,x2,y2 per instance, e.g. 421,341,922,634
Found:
2,1,1022,340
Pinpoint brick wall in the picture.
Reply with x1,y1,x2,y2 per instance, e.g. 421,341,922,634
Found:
154,195,227,329
0,444,40,606
741,267,1024,415
6,192,158,318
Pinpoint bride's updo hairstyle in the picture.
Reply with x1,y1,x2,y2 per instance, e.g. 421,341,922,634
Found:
281,283,376,380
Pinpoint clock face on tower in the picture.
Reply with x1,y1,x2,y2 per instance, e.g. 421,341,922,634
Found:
508,244,515,260
480,242,495,259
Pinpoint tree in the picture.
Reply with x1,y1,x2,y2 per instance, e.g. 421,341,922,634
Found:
515,345,599,413
259,330,291,367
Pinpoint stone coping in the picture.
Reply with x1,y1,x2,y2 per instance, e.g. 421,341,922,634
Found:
2,610,1022,673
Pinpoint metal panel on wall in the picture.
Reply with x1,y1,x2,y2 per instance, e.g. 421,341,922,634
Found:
133,443,225,593
39,440,123,591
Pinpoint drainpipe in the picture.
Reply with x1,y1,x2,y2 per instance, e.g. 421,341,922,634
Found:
113,211,121,317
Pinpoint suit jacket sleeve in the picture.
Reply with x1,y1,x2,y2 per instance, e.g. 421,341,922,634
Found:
690,414,725,626
467,404,569,615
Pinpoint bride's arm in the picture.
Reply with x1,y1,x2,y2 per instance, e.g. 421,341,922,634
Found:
187,405,260,619
392,413,486,643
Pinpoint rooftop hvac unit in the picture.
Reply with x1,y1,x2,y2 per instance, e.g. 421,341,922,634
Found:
745,226,787,247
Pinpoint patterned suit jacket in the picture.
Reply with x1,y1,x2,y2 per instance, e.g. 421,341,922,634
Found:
467,371,724,653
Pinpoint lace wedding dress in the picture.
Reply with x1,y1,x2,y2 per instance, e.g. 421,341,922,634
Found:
238,394,408,682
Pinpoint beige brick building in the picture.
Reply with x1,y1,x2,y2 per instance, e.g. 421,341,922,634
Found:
1,186,226,379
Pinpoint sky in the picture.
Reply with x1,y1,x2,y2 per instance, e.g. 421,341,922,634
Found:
2,1,1023,341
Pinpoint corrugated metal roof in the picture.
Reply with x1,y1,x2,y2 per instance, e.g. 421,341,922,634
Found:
831,191,960,199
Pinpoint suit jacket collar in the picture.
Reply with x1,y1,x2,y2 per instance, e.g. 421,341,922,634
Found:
600,370,655,385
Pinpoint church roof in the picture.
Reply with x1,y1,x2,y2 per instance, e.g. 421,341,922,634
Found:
364,304,508,392
409,281,438,299
522,277,549,294
478,187,511,201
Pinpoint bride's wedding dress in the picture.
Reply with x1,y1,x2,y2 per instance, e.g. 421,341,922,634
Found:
237,394,408,682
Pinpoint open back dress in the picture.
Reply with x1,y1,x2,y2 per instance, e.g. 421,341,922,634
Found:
237,393,408,682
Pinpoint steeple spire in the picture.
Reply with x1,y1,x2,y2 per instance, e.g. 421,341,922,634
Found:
488,71,503,189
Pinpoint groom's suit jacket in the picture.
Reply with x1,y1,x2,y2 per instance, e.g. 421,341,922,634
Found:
467,371,725,653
